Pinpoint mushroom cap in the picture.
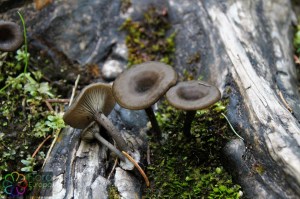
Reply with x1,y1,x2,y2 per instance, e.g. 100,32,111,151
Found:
0,21,24,52
112,61,177,110
166,80,221,110
63,82,115,129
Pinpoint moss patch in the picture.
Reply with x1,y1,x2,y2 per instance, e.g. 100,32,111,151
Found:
120,6,176,67
143,101,243,198
0,48,65,197
108,185,121,199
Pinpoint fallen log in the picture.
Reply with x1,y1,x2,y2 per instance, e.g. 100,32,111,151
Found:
1,0,299,198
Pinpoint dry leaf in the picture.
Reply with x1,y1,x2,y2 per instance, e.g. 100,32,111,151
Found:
35,0,53,10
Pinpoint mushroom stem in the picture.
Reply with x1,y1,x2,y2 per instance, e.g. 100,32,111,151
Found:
145,107,162,139
183,110,196,137
94,113,130,152
94,132,126,162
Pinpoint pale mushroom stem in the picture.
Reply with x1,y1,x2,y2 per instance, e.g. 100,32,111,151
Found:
94,132,126,162
145,107,162,139
183,110,196,137
94,113,130,152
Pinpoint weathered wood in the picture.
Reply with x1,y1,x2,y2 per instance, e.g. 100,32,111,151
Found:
37,127,110,199
36,104,147,199
166,0,300,198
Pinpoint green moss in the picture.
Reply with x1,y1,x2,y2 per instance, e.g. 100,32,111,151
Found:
108,185,121,199
143,101,243,198
120,7,176,67
253,163,265,175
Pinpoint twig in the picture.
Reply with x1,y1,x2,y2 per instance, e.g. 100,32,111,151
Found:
122,151,150,187
221,113,244,141
107,158,119,180
46,99,70,103
44,100,54,112
278,91,293,112
32,135,51,158
69,75,80,106
147,143,151,165
42,129,61,168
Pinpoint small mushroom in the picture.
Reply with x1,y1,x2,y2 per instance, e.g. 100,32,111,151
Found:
81,121,135,170
166,80,221,137
112,61,178,139
63,82,129,152
0,21,24,52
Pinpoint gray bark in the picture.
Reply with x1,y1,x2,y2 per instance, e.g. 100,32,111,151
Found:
166,0,300,198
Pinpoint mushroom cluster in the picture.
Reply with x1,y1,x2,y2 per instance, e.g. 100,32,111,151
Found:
0,21,23,52
63,61,221,185
112,61,221,139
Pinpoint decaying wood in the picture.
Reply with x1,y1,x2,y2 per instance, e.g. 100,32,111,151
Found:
166,0,300,198
38,115,146,198
37,127,110,198
211,2,300,197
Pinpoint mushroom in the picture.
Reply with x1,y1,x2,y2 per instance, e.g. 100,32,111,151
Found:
166,80,221,137
0,21,24,52
112,61,178,139
63,82,129,152
81,121,135,170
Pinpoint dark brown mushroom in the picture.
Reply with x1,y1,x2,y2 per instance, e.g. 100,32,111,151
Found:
81,121,135,170
166,80,221,137
112,61,178,139
63,82,130,152
0,21,23,52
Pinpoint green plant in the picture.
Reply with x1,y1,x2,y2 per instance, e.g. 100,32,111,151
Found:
21,155,36,172
294,24,300,54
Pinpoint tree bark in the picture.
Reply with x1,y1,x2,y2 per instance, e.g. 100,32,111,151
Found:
36,127,111,198
167,0,300,198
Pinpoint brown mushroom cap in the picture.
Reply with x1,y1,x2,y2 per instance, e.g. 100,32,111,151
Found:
63,82,115,129
166,80,221,110
0,21,24,52
112,61,177,110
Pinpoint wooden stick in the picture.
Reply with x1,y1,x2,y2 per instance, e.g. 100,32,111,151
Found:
32,135,52,158
46,99,70,103
278,91,293,112
44,100,54,112
107,158,119,180
69,75,80,106
147,143,151,165
122,151,150,187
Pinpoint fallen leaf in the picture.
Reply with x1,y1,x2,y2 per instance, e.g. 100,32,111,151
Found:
35,0,53,10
